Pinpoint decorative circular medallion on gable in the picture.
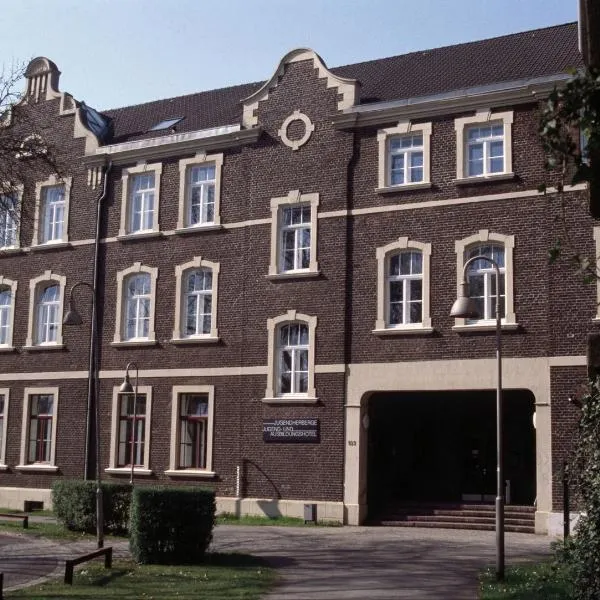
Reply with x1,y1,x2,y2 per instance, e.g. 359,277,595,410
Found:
277,110,315,151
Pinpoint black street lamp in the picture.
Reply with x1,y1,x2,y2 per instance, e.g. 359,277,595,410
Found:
450,254,505,581
63,280,104,549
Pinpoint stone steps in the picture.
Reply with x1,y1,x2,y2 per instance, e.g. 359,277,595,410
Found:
369,503,536,534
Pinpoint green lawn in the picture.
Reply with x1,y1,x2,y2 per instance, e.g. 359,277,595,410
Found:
7,555,275,599
480,562,573,599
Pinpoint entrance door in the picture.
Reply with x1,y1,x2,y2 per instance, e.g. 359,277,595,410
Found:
366,390,536,517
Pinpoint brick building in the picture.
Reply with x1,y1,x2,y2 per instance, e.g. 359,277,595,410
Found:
0,22,591,534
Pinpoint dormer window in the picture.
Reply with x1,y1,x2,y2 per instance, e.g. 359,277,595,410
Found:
148,117,184,132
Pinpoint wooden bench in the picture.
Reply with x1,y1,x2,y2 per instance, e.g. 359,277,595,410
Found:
0,513,28,529
64,547,113,585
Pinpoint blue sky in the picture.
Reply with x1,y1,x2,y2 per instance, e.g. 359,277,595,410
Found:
0,0,578,111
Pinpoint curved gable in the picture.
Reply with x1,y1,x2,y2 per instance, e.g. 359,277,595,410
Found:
242,48,359,128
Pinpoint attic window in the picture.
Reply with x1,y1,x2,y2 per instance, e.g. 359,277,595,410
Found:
148,117,184,132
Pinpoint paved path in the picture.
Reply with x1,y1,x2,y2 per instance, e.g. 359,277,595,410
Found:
0,524,554,598
212,526,554,599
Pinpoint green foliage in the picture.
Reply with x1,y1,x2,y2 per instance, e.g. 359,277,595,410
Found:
566,378,600,599
540,67,600,186
129,486,215,565
52,480,131,535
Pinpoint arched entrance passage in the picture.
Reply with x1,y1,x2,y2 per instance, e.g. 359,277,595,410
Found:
366,389,535,518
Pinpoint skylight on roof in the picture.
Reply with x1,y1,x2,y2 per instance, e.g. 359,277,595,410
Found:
148,116,184,132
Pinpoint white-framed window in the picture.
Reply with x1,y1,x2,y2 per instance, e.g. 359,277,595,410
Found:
125,274,151,341
0,190,20,249
265,310,317,402
25,271,66,349
119,163,162,237
113,263,158,345
377,121,432,190
36,284,60,344
455,110,513,181
130,174,155,233
106,385,152,475
0,277,17,349
167,385,215,477
268,190,319,277
41,186,65,242
465,244,506,321
454,230,517,331
0,389,9,468
17,387,59,472
33,175,72,246
594,226,600,322
172,258,220,342
374,238,432,334
177,153,223,230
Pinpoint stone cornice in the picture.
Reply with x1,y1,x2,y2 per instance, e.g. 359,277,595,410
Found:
83,126,261,166
333,74,571,129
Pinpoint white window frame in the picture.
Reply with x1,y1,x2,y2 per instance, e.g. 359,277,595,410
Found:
33,175,72,246
0,276,17,350
0,185,22,249
177,153,223,230
166,385,215,478
118,163,162,237
454,230,517,331
172,257,219,343
16,387,59,472
264,310,317,403
106,385,153,476
374,237,432,335
113,263,158,346
377,121,432,191
268,190,319,278
0,388,9,469
454,109,513,181
25,271,66,349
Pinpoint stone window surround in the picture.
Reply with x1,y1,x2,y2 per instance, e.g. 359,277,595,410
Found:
454,109,514,182
268,190,319,278
0,276,17,350
177,152,224,230
264,310,317,403
106,385,153,476
25,271,66,349
166,385,215,478
118,162,162,237
172,257,220,343
112,262,158,346
16,386,59,472
0,388,9,469
454,229,517,331
373,237,433,335
32,175,72,246
0,184,23,250
377,121,432,191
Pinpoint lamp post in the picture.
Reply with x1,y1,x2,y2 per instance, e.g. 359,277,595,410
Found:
119,362,139,487
63,280,104,549
450,254,505,581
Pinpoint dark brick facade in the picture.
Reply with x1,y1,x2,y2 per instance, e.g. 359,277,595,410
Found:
0,28,594,530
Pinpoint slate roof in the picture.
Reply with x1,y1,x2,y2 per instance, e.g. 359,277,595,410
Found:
102,22,582,144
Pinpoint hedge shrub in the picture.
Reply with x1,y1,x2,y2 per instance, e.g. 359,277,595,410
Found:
52,480,131,535
129,487,215,564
